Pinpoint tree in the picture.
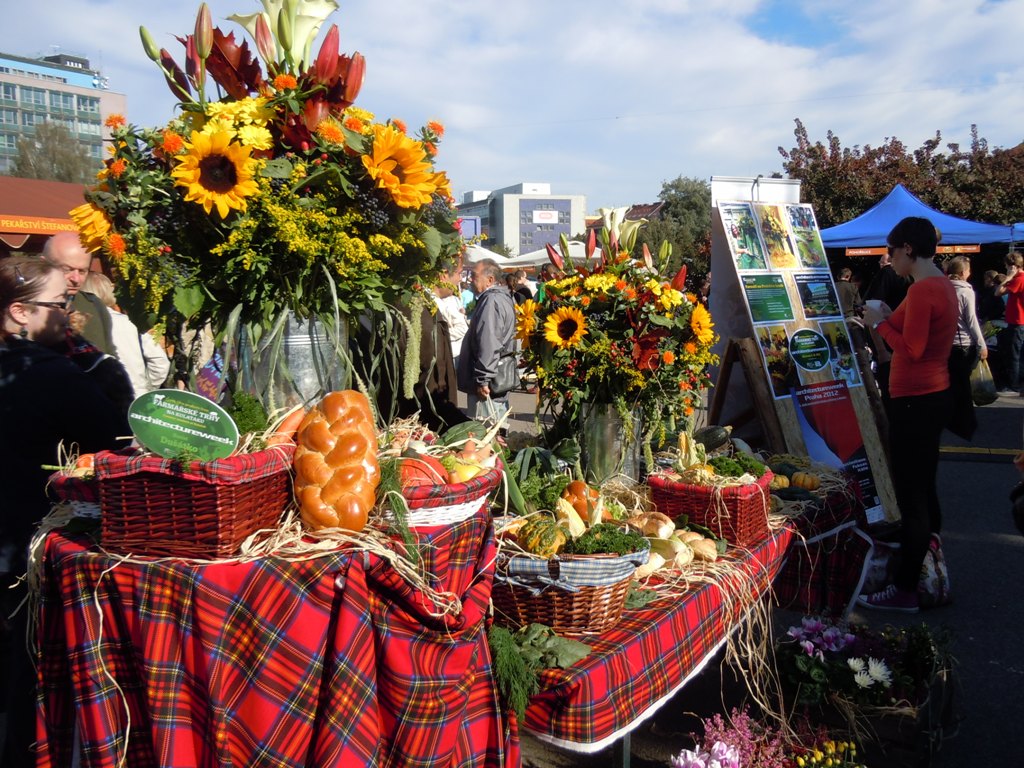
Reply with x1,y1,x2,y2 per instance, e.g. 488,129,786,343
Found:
11,123,97,184
635,176,712,286
779,118,1024,228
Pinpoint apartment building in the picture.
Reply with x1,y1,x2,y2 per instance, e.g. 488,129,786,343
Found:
0,51,126,175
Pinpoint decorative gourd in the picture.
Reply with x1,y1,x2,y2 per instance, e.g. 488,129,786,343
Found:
294,390,381,533
517,516,568,558
693,425,732,451
769,474,790,490
790,471,821,491
674,430,707,472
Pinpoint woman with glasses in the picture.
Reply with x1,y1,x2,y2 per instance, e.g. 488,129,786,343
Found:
0,256,128,766
856,217,958,613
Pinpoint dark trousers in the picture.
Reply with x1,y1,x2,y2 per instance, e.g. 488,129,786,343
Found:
1,575,34,767
887,388,951,592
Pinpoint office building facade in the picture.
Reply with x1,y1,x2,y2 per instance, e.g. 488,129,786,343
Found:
0,51,126,175
456,183,587,257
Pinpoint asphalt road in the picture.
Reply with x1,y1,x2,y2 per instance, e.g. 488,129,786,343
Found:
496,389,1024,767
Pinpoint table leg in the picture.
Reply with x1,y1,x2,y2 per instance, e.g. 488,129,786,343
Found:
613,732,631,767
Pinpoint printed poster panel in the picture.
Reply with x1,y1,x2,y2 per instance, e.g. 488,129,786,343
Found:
785,204,828,269
818,320,861,387
755,324,796,398
719,202,769,271
721,200,863,400
742,274,795,323
793,273,841,319
792,381,884,523
753,203,799,270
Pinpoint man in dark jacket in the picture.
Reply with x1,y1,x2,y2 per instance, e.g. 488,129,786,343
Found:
42,232,116,356
457,259,516,424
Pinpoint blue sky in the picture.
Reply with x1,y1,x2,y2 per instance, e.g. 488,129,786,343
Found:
4,0,1023,214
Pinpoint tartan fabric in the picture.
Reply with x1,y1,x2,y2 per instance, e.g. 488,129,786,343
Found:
35,510,517,768
496,548,650,593
93,444,295,485
401,463,503,510
522,528,793,747
775,488,873,616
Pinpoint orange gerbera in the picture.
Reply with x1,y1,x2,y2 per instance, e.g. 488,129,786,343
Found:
273,73,298,90
684,341,697,355
104,232,126,261
614,279,627,291
315,119,345,144
161,130,185,154
424,142,437,157
390,118,407,134
343,116,364,132
108,158,127,178
624,287,637,301
426,120,445,137
662,350,675,365
104,114,126,129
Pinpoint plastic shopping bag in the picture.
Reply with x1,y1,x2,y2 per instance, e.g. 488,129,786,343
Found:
971,359,997,406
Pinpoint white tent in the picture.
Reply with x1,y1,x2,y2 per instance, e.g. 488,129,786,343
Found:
463,240,601,269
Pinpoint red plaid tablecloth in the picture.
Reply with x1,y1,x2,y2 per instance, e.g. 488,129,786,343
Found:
774,488,873,617
34,510,518,768
522,527,794,752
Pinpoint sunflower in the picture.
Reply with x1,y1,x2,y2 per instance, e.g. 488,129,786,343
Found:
544,306,587,349
361,123,440,209
171,131,259,218
690,303,715,345
516,299,539,343
69,201,111,253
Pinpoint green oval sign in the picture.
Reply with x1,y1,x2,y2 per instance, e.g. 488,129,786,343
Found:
128,389,240,461
789,329,830,372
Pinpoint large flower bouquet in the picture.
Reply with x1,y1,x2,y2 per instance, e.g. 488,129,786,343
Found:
71,1,461,342
516,208,718,447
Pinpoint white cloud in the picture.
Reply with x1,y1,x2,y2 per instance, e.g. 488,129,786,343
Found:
3,0,1023,213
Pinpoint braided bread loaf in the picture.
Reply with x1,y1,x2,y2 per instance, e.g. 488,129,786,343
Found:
294,390,380,532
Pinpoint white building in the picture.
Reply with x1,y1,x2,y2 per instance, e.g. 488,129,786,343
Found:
456,182,587,257
0,51,127,175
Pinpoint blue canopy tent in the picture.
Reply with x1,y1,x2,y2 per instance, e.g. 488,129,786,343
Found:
820,184,1015,248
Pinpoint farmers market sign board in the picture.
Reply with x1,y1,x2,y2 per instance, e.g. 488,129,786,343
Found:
128,389,239,460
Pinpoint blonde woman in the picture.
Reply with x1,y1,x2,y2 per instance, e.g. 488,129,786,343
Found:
81,272,170,397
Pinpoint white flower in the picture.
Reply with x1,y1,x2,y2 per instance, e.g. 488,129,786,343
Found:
854,670,873,688
671,748,707,768
847,657,866,673
867,657,893,687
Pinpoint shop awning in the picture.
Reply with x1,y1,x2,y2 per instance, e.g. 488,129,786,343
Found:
0,176,84,250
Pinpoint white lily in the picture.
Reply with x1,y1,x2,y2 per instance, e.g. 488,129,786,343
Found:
230,0,338,68
598,206,646,253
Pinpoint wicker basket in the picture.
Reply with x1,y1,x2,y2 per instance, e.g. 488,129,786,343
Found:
647,470,774,547
48,473,101,518
96,445,294,558
492,546,648,635
400,463,503,528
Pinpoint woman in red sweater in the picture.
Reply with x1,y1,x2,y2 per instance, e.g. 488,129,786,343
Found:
858,217,957,612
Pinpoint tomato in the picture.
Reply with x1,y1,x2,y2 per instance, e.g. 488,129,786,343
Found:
400,453,449,487
561,480,599,519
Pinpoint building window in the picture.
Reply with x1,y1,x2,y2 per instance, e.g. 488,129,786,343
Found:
78,120,101,136
0,109,16,125
0,133,18,149
49,91,74,111
1,83,16,101
21,86,46,106
21,112,43,127
77,96,100,113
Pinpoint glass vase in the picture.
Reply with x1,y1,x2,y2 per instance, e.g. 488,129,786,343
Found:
580,401,641,484
238,311,350,411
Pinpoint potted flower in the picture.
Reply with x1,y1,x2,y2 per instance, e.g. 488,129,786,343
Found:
516,209,718,482
775,616,955,765
71,1,463,409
